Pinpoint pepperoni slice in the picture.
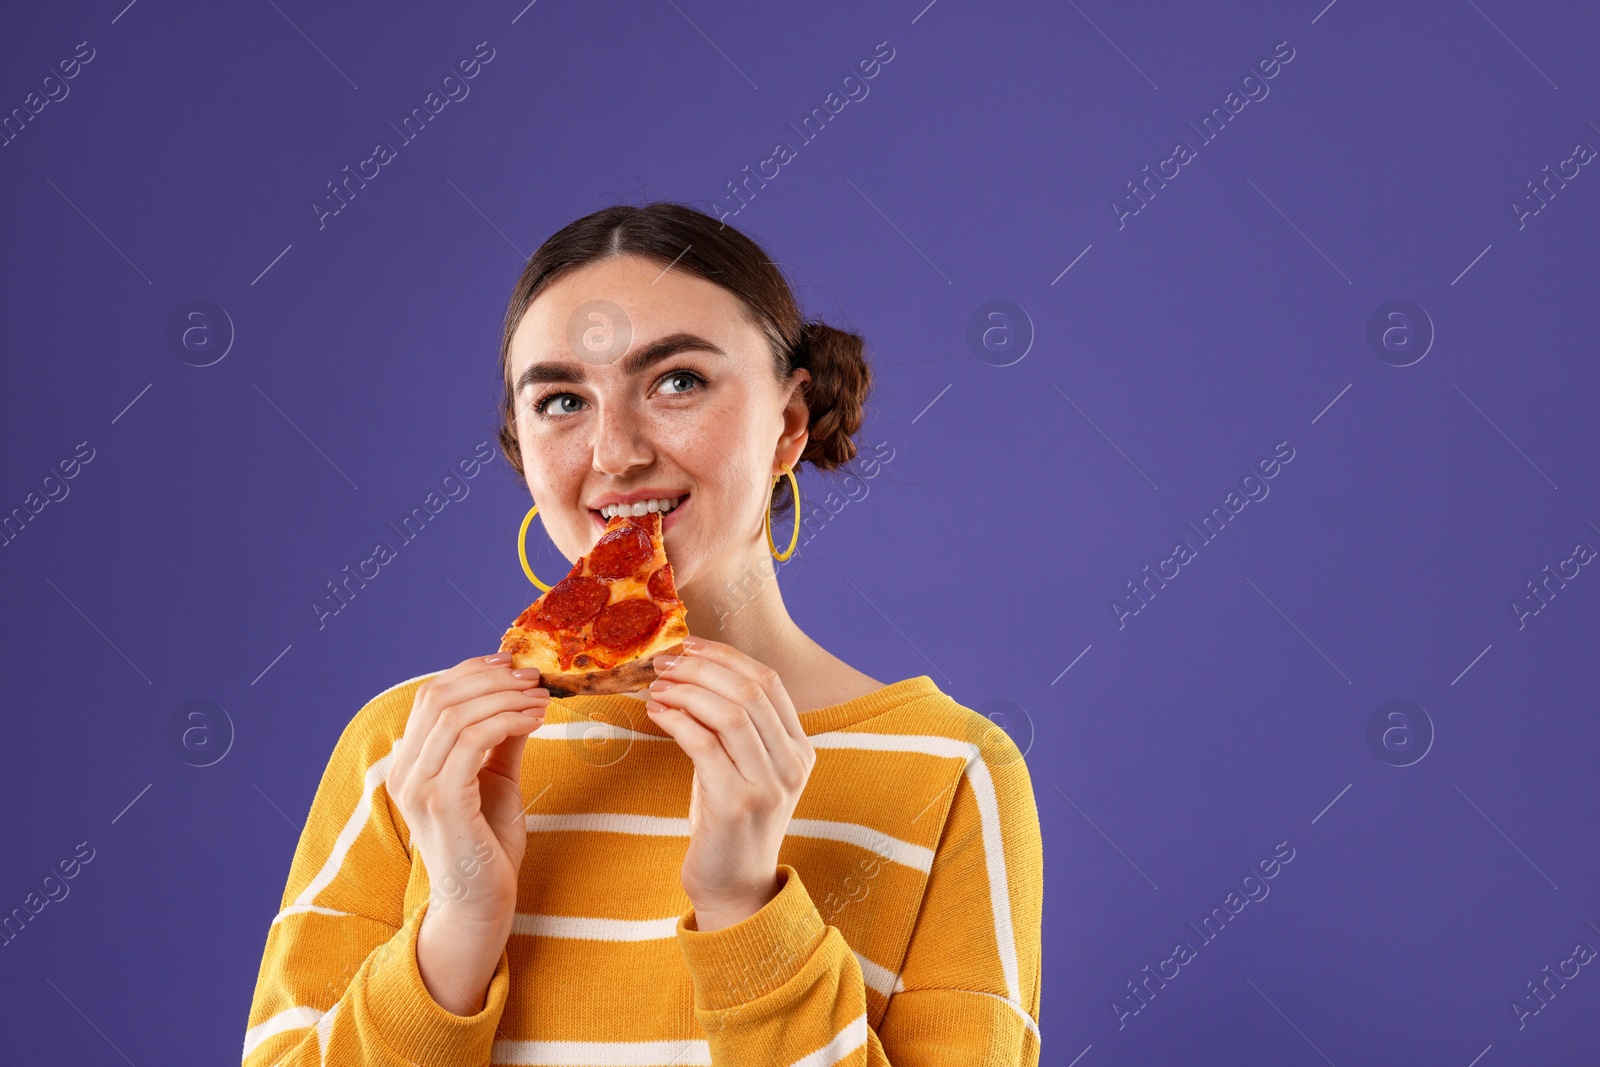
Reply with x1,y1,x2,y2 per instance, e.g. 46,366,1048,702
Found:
648,563,678,602
592,598,662,649
588,523,654,578
534,575,609,629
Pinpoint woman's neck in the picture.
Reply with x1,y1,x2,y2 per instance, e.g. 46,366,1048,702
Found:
613,552,882,711
684,554,790,647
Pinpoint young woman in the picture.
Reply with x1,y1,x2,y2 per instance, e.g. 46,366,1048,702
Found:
243,202,1043,1066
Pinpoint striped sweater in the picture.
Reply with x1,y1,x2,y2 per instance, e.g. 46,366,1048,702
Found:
243,672,1044,1066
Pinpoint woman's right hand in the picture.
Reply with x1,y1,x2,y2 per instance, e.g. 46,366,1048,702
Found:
386,652,549,1014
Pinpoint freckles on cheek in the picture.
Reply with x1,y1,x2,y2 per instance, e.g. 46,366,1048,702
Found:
521,437,583,496
696,394,758,450
659,416,738,483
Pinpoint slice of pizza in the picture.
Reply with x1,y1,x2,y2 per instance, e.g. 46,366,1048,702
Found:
499,510,690,697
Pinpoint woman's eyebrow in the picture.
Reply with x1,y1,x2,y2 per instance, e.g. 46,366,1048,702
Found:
515,332,726,391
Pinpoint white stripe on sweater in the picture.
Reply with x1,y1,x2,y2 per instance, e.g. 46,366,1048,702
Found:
291,751,395,910
524,813,933,873
853,951,904,998
509,911,902,1000
963,754,1021,1005
279,671,443,915
809,731,975,760
535,724,979,763
524,812,686,836
490,1037,711,1065
784,1012,869,1067
511,914,680,941
242,1004,323,1059
532,721,665,742
789,818,933,873
314,1000,339,1063
270,904,352,926
970,988,1041,1042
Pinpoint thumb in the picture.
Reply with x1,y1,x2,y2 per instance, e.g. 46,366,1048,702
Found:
479,729,532,832
482,722,531,782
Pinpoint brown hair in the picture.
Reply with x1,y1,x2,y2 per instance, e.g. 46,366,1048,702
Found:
493,202,873,518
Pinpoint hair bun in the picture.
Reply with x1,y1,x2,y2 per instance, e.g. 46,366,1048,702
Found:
792,320,872,473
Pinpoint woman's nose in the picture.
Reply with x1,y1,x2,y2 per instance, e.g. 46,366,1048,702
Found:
590,407,653,475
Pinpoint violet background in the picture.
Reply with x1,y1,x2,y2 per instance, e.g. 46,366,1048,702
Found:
1,1,1597,1064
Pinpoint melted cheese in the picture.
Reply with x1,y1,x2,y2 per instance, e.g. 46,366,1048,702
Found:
500,512,688,676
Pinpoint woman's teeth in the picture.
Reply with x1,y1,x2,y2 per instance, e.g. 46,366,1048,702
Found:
600,496,683,520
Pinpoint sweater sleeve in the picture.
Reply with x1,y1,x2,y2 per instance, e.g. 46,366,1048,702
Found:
241,678,512,1066
674,739,1045,1066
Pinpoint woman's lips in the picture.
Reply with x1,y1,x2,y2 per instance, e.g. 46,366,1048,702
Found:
663,494,687,533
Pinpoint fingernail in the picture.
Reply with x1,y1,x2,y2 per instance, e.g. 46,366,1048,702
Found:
649,678,671,692
522,687,550,698
485,652,512,664
511,668,541,680
680,636,705,651
652,655,679,669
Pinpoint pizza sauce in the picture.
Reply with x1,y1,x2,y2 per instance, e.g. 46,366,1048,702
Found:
520,513,682,672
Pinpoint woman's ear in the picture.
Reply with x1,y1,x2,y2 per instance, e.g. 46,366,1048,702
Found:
777,368,812,469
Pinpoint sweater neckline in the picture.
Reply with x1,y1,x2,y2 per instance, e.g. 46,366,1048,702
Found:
547,674,941,738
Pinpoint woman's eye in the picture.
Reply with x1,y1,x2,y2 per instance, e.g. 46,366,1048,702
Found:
658,371,704,396
533,393,583,417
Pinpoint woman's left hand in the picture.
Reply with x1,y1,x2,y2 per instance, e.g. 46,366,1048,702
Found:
646,636,816,931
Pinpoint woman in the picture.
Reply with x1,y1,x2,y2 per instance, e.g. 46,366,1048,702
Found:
243,202,1043,1066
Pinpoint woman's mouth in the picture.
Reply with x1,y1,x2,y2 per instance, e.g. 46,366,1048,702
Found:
590,494,689,536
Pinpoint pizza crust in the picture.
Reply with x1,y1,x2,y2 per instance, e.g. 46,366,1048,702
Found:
537,640,686,696
502,615,689,696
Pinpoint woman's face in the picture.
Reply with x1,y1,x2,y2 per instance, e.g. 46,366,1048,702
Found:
506,253,810,594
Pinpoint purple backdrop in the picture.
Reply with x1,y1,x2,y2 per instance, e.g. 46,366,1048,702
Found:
2,1,1597,1064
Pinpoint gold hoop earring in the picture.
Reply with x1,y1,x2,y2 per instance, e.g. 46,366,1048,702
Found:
517,504,553,592
766,463,801,562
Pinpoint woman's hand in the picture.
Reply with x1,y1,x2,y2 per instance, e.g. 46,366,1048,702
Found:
646,637,816,931
385,652,549,1013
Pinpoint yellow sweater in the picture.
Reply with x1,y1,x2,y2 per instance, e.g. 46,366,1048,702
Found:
243,672,1044,1066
